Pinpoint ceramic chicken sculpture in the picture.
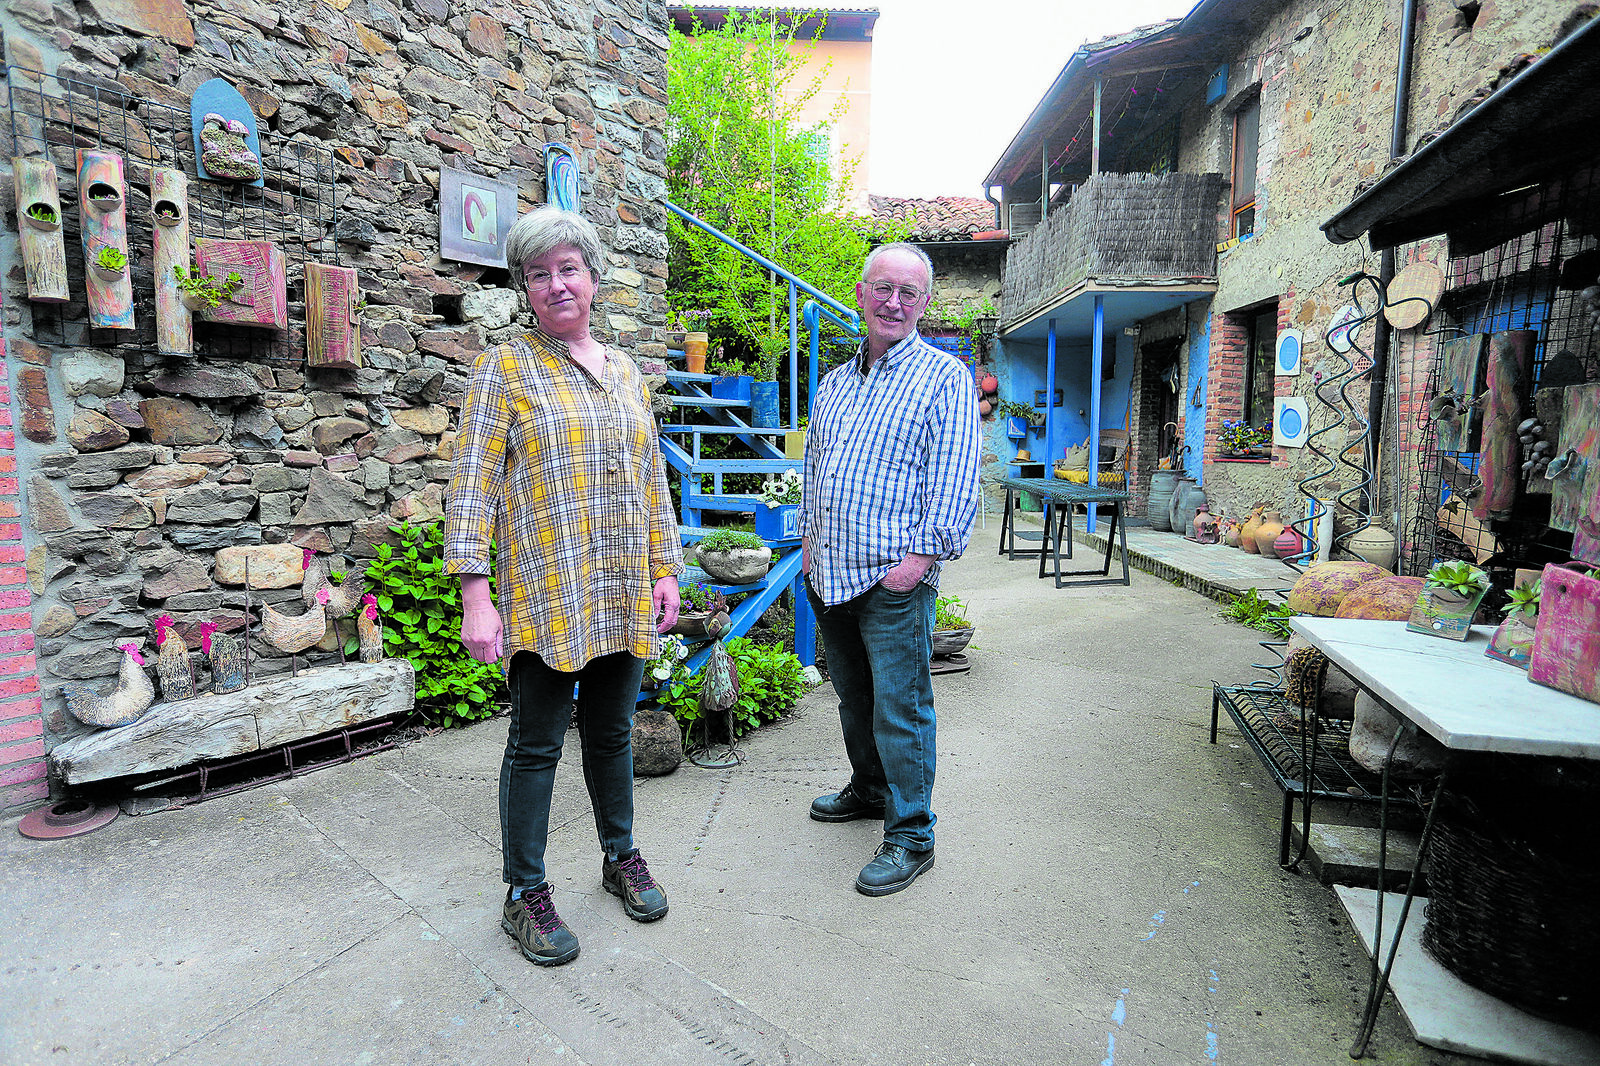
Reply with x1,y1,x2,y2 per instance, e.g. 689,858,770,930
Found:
154,614,196,702
61,643,155,728
261,586,330,676
357,593,385,664
200,620,247,695
302,549,364,618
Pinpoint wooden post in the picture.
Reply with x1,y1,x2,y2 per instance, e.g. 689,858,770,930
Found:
77,149,134,329
304,262,361,369
1091,78,1103,178
13,157,69,302
151,167,193,355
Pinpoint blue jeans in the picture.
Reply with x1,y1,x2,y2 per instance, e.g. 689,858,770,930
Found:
807,578,938,851
500,650,646,888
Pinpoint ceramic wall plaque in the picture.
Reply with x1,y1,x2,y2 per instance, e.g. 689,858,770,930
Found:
13,156,69,303
304,262,361,369
439,166,516,268
190,78,264,186
77,149,134,330
1433,334,1486,452
151,167,192,355
1473,329,1534,521
545,142,580,212
1550,382,1600,534
194,238,287,330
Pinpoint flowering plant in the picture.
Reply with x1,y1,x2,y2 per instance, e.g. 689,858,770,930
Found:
679,581,725,614
757,467,802,507
1218,419,1272,451
645,633,691,687
667,307,712,332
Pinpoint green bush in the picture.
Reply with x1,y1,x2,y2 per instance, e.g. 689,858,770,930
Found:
698,527,765,552
657,636,808,740
362,520,507,726
1220,587,1295,638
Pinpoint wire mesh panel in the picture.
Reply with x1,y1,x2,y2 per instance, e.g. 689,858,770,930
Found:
4,65,338,366
1404,161,1599,581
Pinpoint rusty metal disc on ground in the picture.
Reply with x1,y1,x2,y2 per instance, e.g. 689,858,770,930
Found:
18,799,119,840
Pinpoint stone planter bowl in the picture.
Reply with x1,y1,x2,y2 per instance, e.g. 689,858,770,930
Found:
696,545,771,585
931,626,974,658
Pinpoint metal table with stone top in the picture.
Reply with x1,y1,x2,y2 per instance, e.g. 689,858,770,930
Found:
997,476,1130,587
1288,617,1600,1064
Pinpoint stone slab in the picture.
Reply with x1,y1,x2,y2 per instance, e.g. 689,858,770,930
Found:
1338,887,1600,1066
1291,822,1424,892
50,658,415,784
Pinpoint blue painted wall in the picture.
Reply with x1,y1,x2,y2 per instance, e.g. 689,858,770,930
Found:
1184,314,1211,483
994,332,1133,467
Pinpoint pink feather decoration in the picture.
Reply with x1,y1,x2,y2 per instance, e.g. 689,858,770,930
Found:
316,587,331,606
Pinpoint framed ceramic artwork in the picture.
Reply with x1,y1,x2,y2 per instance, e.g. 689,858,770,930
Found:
440,166,517,268
1275,328,1302,376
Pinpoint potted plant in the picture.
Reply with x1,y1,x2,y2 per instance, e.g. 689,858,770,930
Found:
709,352,755,406
1406,560,1491,640
642,633,691,691
996,398,1035,439
172,265,244,312
90,245,127,281
85,181,122,209
750,332,785,429
754,468,802,542
931,593,974,658
1528,562,1600,703
23,202,60,231
1218,419,1272,458
152,201,183,227
1486,576,1540,668
695,527,772,585
670,581,729,637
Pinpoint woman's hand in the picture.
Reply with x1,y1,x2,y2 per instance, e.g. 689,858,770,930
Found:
460,576,503,663
653,576,681,634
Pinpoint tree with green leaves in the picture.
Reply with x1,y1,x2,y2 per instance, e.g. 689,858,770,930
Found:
667,8,903,380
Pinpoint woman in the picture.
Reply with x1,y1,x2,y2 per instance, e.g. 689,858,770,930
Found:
445,206,683,967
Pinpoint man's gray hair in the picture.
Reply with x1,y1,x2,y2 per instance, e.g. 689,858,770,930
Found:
504,206,603,279
862,242,934,291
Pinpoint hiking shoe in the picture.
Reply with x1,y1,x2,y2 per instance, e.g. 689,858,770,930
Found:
502,884,580,966
602,849,669,922
810,783,886,822
855,843,935,896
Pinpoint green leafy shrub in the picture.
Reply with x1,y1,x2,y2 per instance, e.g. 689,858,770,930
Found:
934,593,969,631
656,636,809,739
361,519,507,726
698,527,765,552
1221,587,1295,638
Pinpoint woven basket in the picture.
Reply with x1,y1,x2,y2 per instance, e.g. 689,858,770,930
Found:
1422,758,1600,1028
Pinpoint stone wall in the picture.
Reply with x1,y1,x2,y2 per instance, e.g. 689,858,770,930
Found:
0,0,669,811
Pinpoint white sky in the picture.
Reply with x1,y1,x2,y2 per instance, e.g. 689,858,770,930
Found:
865,0,1201,199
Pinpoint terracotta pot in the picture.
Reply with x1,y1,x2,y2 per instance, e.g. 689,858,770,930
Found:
1193,505,1220,544
1254,509,1287,557
1346,525,1397,570
978,398,994,417
684,331,708,374
1238,506,1265,554
1221,517,1242,548
1273,526,1305,560
978,372,998,393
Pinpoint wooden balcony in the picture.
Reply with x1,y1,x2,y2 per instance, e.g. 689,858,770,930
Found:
1000,171,1225,329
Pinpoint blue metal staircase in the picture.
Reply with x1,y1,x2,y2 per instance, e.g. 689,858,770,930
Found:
659,202,863,676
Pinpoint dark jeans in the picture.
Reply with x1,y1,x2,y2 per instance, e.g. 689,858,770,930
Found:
807,577,938,851
501,649,646,888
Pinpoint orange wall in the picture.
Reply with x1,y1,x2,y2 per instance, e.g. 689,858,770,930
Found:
786,38,872,211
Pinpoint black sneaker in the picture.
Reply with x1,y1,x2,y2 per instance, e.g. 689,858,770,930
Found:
809,783,886,822
602,849,669,922
855,843,935,896
502,884,580,965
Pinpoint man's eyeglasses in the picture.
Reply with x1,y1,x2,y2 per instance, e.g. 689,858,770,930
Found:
525,264,588,291
868,282,925,305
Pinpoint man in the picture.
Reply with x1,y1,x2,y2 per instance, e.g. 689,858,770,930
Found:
801,242,982,896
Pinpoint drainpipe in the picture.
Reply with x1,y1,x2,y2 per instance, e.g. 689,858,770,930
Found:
1365,0,1417,512
985,184,1002,231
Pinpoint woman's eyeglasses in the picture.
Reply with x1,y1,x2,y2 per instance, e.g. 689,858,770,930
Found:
525,264,587,291
868,282,925,305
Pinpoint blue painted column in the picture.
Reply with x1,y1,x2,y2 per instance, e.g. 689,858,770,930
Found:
1088,295,1104,532
1045,319,1057,450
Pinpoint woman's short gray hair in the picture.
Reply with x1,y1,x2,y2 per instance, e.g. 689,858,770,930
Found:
504,206,604,279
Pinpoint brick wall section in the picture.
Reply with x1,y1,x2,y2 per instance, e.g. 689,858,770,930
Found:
1126,343,1164,516
0,288,46,811
1203,311,1251,464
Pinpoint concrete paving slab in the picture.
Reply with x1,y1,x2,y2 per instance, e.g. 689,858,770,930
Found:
1,524,1482,1066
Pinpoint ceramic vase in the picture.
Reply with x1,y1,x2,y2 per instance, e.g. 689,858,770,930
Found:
1168,478,1197,536
1238,506,1265,553
1273,526,1305,560
1147,470,1178,532
1193,505,1220,544
1346,525,1398,570
1254,509,1287,557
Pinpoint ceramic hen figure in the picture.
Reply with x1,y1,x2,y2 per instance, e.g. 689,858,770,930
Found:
154,614,196,702
262,586,330,676
200,620,247,695
302,549,364,621
61,643,155,728
357,594,384,664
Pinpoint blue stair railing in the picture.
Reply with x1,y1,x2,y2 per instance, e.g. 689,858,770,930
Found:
658,202,863,676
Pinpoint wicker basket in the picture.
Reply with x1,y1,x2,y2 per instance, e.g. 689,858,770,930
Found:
1421,758,1600,1028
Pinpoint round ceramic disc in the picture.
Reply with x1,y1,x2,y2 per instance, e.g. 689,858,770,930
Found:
18,799,120,840
1385,261,1444,329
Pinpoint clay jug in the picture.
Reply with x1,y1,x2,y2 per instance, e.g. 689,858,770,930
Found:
1147,470,1178,532
1254,508,1287,557
1193,505,1220,544
1238,506,1265,553
1221,514,1242,547
1273,525,1305,560
1346,525,1398,570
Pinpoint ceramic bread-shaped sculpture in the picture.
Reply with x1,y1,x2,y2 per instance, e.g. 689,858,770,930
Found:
357,594,385,664
61,643,155,728
200,621,247,694
154,614,196,702
262,587,330,655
